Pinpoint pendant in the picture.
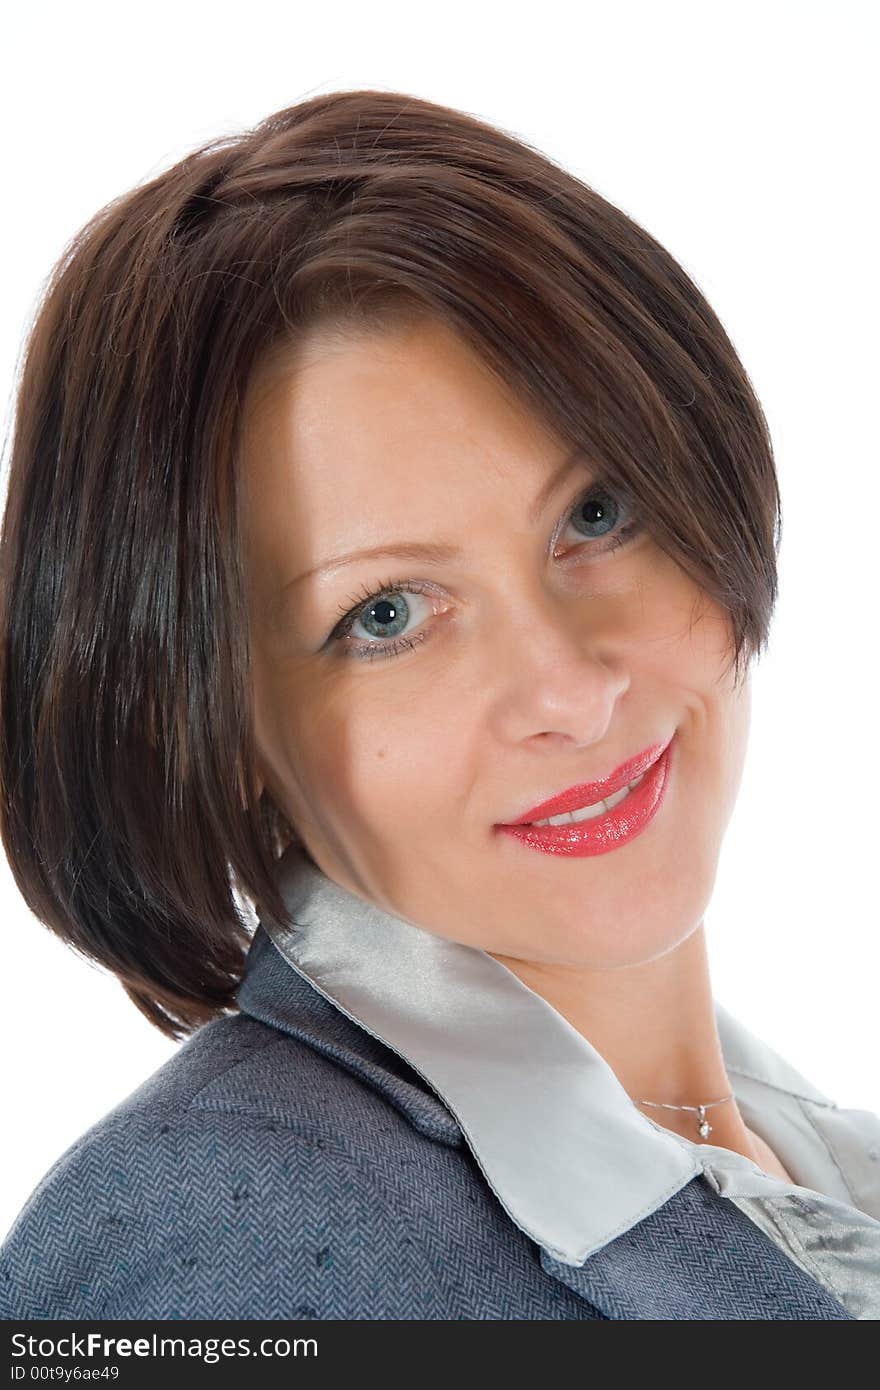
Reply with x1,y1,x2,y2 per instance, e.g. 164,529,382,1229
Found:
697,1104,712,1139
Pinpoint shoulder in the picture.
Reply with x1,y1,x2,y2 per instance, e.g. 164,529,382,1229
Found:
0,1013,476,1319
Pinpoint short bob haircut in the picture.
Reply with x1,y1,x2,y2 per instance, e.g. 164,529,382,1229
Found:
0,89,782,1042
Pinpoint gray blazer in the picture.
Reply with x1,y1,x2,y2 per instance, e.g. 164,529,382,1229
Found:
2,850,878,1319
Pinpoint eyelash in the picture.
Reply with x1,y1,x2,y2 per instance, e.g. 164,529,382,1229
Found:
327,484,643,662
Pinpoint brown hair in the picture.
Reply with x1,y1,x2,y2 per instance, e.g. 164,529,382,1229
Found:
0,89,782,1041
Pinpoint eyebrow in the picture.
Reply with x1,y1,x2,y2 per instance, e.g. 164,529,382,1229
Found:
271,447,594,614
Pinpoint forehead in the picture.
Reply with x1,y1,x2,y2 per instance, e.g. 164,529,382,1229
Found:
242,316,555,489
240,317,572,577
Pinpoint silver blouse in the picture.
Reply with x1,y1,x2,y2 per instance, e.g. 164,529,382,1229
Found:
259,844,880,1319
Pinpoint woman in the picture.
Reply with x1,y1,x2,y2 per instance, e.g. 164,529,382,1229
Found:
1,89,878,1320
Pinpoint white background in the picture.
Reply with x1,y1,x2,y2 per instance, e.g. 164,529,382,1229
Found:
1,0,877,1242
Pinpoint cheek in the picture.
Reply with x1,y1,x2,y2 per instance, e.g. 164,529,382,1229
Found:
718,675,752,817
280,671,466,830
636,556,737,701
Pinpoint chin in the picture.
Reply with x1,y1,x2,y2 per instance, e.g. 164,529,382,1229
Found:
536,892,708,971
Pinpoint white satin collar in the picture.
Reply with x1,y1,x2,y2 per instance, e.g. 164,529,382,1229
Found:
258,843,880,1267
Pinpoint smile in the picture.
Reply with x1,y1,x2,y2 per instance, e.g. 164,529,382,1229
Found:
529,771,647,826
495,737,674,858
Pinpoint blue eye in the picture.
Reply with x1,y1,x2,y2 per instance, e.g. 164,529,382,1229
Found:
346,591,419,644
327,481,642,663
568,485,626,541
328,580,436,662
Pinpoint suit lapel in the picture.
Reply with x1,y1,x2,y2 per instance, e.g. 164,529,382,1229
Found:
539,1175,853,1319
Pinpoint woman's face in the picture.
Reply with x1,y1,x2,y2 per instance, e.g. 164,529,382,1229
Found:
242,316,751,970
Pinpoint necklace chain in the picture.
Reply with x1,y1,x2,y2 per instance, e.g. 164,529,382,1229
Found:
634,1092,735,1140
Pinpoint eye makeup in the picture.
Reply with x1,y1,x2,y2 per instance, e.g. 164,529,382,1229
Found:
324,478,643,663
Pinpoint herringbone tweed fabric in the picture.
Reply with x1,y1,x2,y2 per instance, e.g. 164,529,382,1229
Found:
0,1007,852,1319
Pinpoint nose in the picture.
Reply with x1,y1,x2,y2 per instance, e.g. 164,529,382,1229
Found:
485,584,630,749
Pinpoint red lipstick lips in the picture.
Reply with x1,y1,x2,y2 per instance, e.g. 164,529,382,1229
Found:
495,734,675,858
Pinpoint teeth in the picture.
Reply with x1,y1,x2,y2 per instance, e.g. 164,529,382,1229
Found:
531,771,646,827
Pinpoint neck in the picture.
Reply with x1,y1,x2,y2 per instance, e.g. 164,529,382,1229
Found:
487,922,758,1158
